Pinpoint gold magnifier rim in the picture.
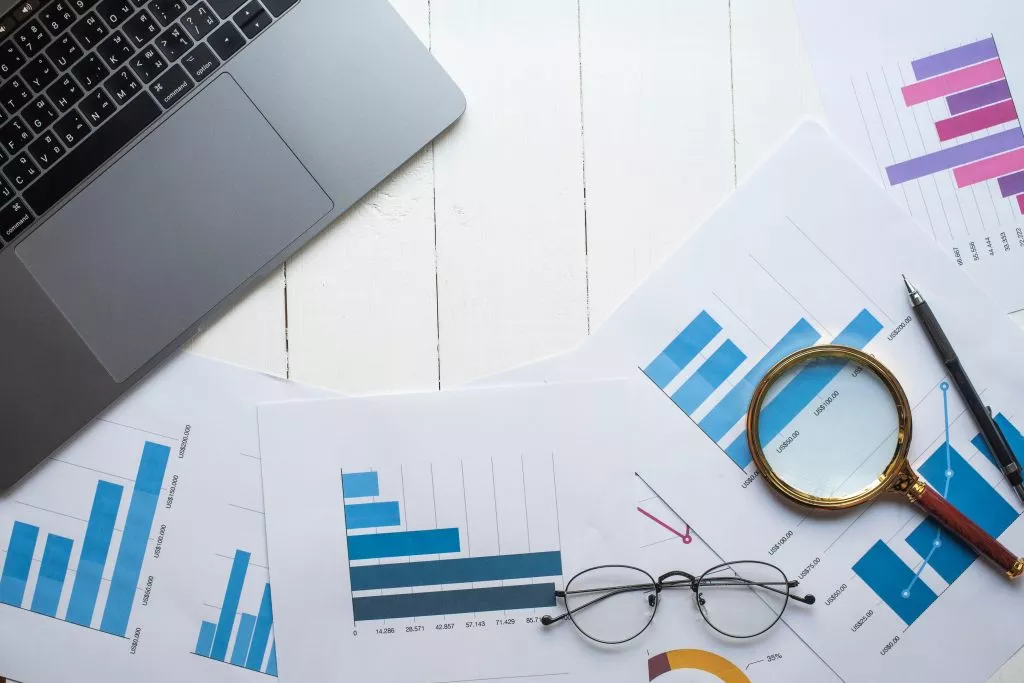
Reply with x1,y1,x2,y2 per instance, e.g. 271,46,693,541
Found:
745,345,913,510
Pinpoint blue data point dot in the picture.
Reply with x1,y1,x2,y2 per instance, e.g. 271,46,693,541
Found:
940,381,950,392
945,468,954,479
933,538,942,548
901,589,910,599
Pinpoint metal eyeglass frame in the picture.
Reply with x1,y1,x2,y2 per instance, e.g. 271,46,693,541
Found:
540,561,815,645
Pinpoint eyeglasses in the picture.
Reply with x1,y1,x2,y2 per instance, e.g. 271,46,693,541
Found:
540,561,815,644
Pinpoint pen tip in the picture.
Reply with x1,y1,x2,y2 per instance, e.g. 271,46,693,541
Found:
902,274,916,295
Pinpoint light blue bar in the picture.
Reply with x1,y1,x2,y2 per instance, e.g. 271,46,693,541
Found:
853,540,936,625
342,472,379,498
266,642,278,677
195,620,217,656
100,442,171,636
211,550,251,661
350,551,563,590
348,528,460,561
345,501,401,529
245,583,273,671
699,319,820,442
670,340,746,414
643,311,721,389
230,613,257,666
726,310,883,465
30,534,73,616
66,480,124,626
0,522,39,607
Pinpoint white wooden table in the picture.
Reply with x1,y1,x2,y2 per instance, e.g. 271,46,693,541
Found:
186,1,1024,679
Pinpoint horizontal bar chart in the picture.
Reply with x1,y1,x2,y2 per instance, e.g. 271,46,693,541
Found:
902,58,1003,106
0,441,169,637
350,551,563,590
911,37,999,81
947,79,1011,116
886,128,1024,185
352,583,557,621
348,528,461,560
936,100,1017,141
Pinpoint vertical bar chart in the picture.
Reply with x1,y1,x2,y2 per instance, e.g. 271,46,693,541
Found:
641,308,882,469
193,550,278,676
343,461,563,622
0,440,170,636
885,36,1024,213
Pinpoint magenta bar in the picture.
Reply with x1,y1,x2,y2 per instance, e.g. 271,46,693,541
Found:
954,148,1024,187
998,171,1024,197
1018,195,1024,214
936,100,1018,141
903,59,1004,106
912,37,999,80
947,80,1012,116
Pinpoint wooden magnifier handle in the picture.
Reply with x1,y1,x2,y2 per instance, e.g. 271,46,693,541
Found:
909,481,1024,578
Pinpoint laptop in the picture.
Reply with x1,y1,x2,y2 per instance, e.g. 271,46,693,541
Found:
0,0,464,489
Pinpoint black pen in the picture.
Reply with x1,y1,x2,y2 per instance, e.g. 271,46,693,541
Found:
903,275,1024,503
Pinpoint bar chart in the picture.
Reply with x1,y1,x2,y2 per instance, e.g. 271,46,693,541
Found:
0,441,170,637
852,413,1022,626
193,548,278,676
642,308,883,469
342,461,563,623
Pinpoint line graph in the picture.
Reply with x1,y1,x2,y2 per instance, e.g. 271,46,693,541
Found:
637,507,692,544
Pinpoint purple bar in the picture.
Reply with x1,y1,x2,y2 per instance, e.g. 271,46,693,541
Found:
885,127,1024,185
912,37,999,80
998,171,1024,197
947,80,1012,116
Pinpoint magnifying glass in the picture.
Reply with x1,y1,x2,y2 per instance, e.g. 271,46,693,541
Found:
746,345,1024,579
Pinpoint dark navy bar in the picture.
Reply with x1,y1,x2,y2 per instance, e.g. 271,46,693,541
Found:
352,583,557,621
350,551,562,590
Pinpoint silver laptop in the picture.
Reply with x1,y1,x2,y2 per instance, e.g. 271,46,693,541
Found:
0,0,464,489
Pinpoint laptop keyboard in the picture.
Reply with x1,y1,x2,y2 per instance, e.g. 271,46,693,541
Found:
0,0,299,251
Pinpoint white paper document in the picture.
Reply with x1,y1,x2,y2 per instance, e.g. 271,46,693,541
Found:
795,0,1024,312
545,123,1024,682
0,353,327,683
257,381,839,683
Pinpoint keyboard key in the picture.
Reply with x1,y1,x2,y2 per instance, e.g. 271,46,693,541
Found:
45,33,82,70
3,152,39,188
180,1,216,41
233,0,267,39
0,117,31,153
260,0,295,17
0,43,24,79
0,76,31,114
70,11,107,48
0,17,17,42
97,30,134,68
13,0,43,24
123,9,158,47
68,0,100,13
24,95,57,132
0,177,14,205
206,0,243,19
149,62,191,108
154,23,191,60
207,20,242,60
103,65,140,103
97,0,133,27
23,91,160,214
0,199,33,243
14,19,50,56
71,53,109,89
148,0,185,25
22,54,57,91
46,74,84,111
39,2,78,36
129,44,166,82
28,130,64,169
53,108,89,146
181,42,217,82
79,87,114,125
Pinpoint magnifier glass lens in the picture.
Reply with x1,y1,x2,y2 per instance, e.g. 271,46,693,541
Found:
755,356,901,501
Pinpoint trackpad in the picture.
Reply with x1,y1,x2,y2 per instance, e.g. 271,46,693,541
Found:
17,74,332,382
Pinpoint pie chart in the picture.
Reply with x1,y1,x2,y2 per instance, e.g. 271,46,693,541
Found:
647,649,750,683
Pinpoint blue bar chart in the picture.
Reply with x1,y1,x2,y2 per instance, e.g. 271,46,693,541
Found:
853,419,1023,626
0,440,170,636
193,549,278,676
343,466,563,622
642,308,883,469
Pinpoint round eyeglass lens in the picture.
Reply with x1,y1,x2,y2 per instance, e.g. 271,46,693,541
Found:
696,561,788,638
563,565,657,644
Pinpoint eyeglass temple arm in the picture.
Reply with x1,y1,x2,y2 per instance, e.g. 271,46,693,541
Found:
698,576,816,605
540,584,656,626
